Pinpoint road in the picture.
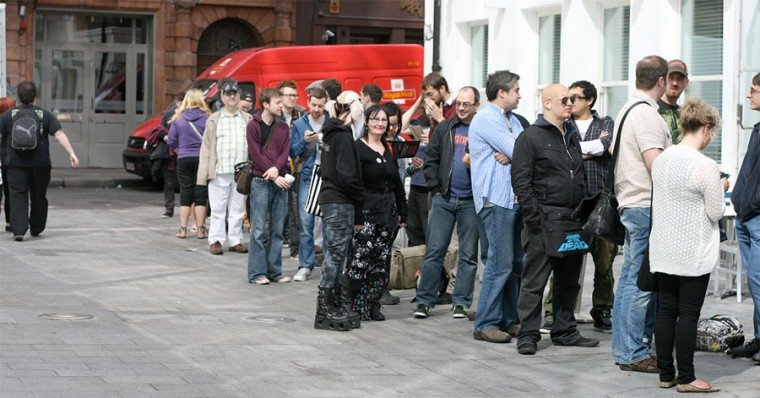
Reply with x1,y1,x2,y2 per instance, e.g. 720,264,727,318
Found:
1,186,758,397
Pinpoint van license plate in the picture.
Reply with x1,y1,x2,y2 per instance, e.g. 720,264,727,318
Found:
125,162,135,171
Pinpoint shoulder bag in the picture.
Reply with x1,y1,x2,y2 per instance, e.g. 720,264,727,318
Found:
234,123,276,195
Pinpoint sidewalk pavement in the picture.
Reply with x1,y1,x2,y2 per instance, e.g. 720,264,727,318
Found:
0,187,758,397
50,168,144,189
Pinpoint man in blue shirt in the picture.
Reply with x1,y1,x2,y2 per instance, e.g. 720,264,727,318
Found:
412,86,481,319
469,70,525,343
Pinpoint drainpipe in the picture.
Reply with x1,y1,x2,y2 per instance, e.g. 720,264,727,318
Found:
432,0,441,72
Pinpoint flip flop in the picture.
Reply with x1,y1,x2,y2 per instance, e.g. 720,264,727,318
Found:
196,226,208,239
176,226,187,239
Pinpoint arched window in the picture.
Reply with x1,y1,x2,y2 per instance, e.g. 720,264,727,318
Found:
197,18,262,75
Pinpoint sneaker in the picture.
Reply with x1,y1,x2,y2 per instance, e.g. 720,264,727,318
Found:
252,276,270,285
293,268,311,282
161,211,173,218
590,308,613,333
451,305,468,319
540,320,554,334
379,289,401,305
413,304,430,318
728,338,760,358
273,276,291,283
13,235,23,242
554,336,599,348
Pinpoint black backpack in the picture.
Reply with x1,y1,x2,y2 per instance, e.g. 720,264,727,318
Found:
11,108,44,152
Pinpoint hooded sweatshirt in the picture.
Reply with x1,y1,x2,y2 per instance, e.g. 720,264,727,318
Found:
167,108,209,158
318,117,365,222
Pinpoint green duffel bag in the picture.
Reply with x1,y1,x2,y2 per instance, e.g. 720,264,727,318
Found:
389,245,426,290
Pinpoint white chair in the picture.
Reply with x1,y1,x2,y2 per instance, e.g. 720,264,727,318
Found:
714,215,743,303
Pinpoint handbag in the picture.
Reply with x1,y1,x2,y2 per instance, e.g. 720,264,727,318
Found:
636,187,658,292
234,122,277,195
575,101,647,246
542,205,591,258
304,150,323,217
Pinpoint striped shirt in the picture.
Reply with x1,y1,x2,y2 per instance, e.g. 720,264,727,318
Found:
215,109,248,175
469,102,525,212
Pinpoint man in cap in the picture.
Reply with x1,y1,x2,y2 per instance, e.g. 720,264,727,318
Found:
658,59,689,143
239,92,254,114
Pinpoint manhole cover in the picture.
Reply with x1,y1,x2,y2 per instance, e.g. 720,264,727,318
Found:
38,313,94,321
243,315,296,324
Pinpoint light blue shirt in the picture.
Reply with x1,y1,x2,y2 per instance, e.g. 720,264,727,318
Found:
469,102,525,212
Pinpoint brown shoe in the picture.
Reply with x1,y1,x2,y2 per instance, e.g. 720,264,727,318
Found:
473,329,512,343
505,323,521,338
619,357,659,373
228,244,248,253
210,242,223,255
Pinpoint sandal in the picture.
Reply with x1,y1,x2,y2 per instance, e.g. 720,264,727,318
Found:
676,381,720,393
176,226,187,239
196,226,208,239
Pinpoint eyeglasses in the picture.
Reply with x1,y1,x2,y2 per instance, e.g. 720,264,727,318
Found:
559,96,575,106
369,117,388,124
569,94,587,102
283,93,299,98
455,101,475,109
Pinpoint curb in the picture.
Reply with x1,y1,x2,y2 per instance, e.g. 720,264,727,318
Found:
49,177,145,189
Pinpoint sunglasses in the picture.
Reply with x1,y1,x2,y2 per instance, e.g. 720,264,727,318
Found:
559,96,575,106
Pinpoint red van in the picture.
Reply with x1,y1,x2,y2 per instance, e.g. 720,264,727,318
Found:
123,44,423,181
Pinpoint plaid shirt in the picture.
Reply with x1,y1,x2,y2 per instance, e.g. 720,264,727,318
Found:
215,110,248,175
569,111,615,197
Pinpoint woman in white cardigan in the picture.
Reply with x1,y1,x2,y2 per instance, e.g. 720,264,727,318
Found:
650,98,726,393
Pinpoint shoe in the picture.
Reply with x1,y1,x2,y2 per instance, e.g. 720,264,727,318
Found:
728,338,760,358
228,244,248,253
517,339,537,355
293,268,311,282
676,381,720,393
473,329,511,343
13,235,23,242
753,351,760,363
252,276,270,285
540,320,554,334
5,223,10,232
290,253,299,259
176,226,187,239
554,336,599,348
282,242,290,248
505,323,521,338
436,292,452,305
196,226,208,239
370,301,385,321
379,289,401,305
467,309,477,321
590,308,613,333
30,231,41,237
314,287,351,331
314,245,323,254
210,242,223,255
162,211,173,218
413,304,430,319
619,357,659,373
336,287,361,329
273,276,291,283
659,380,677,389
451,305,468,319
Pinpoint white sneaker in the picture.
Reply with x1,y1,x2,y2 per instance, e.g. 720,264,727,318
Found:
293,268,311,282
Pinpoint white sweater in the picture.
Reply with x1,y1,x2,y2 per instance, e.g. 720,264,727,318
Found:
650,145,725,276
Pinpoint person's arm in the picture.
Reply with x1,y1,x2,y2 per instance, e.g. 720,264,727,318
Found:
167,122,179,150
642,148,663,171
53,130,79,167
274,124,291,175
476,112,517,158
289,123,307,158
391,161,408,225
700,161,726,223
401,96,423,133
247,120,277,178
511,133,540,230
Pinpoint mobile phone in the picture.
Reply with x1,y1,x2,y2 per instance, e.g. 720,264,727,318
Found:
720,172,730,179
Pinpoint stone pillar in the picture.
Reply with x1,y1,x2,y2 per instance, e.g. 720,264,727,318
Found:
274,1,294,45
170,0,197,101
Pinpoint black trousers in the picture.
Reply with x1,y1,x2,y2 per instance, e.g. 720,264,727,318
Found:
655,272,710,384
175,157,207,206
517,227,584,345
7,166,51,237
406,185,429,247
1,164,10,226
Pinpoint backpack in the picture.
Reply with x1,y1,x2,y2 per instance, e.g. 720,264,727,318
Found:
696,314,745,352
10,108,44,152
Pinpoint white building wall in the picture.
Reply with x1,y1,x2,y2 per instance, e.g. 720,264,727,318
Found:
425,0,757,174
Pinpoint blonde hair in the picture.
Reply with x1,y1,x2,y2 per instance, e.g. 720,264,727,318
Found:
169,88,211,123
679,98,721,136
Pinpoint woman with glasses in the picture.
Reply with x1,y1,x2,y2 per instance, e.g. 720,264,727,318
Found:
342,104,408,321
649,98,725,393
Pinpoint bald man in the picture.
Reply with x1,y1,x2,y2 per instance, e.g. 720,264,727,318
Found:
511,84,599,355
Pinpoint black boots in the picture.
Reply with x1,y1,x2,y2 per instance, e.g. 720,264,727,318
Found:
337,286,361,329
371,301,385,321
314,287,351,331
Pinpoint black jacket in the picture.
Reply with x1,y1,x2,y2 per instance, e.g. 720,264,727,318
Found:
511,115,585,231
318,118,364,221
732,122,760,222
425,113,529,196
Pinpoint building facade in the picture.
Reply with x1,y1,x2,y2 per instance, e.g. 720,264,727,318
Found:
424,0,760,175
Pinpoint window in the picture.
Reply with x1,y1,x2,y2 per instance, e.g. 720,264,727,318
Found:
470,24,489,89
538,14,561,86
601,6,630,118
682,0,724,161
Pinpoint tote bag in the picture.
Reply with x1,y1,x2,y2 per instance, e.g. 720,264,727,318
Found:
304,150,323,217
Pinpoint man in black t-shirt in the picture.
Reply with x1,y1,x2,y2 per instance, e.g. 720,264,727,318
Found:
0,81,79,241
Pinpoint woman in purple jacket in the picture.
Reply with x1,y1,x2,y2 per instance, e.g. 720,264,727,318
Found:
167,89,211,239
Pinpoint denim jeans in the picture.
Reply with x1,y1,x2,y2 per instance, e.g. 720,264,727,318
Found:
296,175,317,270
415,194,479,308
474,204,524,332
612,207,654,365
247,178,288,282
736,214,760,339
321,203,355,289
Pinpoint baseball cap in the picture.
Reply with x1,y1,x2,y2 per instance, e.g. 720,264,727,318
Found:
241,92,254,103
667,60,688,78
221,82,239,94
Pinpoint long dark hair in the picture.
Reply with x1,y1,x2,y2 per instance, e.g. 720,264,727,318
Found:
362,104,389,143
382,102,402,136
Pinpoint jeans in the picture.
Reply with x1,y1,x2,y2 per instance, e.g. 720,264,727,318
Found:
517,227,584,344
612,207,654,365
474,204,524,332
7,166,51,236
655,272,710,385
736,215,760,339
247,178,288,281
322,203,355,289
297,175,317,270
416,194,479,308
